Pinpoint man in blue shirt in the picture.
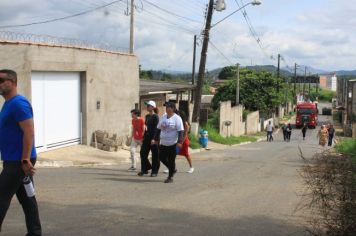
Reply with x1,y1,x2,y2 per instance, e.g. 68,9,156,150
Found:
0,69,41,235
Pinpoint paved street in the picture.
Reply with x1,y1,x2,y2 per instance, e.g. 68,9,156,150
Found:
2,117,330,236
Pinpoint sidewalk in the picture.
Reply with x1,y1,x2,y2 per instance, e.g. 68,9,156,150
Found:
34,135,266,168
36,145,131,168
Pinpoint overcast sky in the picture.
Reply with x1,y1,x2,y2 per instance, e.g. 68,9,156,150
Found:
0,0,355,72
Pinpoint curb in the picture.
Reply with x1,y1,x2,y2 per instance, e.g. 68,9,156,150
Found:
36,159,130,168
34,135,269,168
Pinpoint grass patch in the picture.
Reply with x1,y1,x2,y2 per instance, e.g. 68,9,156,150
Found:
335,138,356,163
202,122,257,145
189,133,201,149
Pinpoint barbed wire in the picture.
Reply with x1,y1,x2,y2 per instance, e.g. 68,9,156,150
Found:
0,31,128,54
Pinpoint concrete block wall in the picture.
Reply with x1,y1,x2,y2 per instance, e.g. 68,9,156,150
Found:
219,101,244,137
246,111,260,134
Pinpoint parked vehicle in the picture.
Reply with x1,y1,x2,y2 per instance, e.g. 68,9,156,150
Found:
296,102,318,128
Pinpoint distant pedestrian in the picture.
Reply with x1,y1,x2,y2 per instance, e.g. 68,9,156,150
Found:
286,123,292,142
128,109,144,171
153,102,184,183
0,69,42,235
281,123,287,141
265,121,274,142
317,125,328,147
301,123,308,140
138,101,159,177
327,124,335,146
176,110,194,174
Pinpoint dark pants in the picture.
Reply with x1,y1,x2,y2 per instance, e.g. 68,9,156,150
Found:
140,138,159,174
0,160,42,236
328,134,334,146
287,132,291,141
283,130,287,141
267,131,273,142
302,131,306,140
159,144,177,178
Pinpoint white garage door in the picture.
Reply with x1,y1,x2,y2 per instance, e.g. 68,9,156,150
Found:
31,72,81,152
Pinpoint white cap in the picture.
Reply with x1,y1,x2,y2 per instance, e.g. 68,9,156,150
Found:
144,100,156,108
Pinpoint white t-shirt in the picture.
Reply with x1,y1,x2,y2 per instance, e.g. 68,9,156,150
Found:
157,113,184,146
266,124,273,132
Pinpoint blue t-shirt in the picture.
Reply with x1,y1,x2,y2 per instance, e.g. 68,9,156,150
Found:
0,95,37,161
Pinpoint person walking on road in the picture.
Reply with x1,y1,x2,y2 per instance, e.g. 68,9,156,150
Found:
281,123,287,141
153,102,184,183
265,121,274,142
327,124,335,146
128,109,144,171
286,123,292,142
317,125,329,147
0,69,42,236
301,123,308,140
138,101,160,177
176,110,194,174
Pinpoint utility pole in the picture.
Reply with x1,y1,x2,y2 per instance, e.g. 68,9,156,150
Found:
303,66,306,98
294,63,297,99
192,0,214,123
277,54,280,92
308,72,311,95
236,63,240,105
129,0,135,54
191,35,197,103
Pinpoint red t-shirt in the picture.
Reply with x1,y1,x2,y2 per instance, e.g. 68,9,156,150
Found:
132,117,145,140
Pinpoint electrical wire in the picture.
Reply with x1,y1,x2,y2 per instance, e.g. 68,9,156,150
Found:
142,0,203,24
209,40,234,65
0,0,124,29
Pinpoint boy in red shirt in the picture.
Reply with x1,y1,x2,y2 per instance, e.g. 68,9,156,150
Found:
128,109,145,171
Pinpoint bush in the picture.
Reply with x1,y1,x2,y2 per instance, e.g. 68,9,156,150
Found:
189,133,201,149
299,150,356,235
202,122,257,145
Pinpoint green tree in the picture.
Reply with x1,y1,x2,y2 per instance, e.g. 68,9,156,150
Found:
212,69,286,117
218,66,237,80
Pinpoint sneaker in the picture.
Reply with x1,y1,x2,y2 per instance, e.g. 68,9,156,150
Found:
137,171,148,176
164,178,173,183
128,167,136,171
187,167,194,174
150,173,157,177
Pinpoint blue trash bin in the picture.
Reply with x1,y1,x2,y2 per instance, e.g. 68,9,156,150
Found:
199,129,209,148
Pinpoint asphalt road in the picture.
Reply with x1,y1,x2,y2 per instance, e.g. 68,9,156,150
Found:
2,116,330,236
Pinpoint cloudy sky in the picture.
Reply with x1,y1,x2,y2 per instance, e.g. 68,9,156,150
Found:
0,0,355,73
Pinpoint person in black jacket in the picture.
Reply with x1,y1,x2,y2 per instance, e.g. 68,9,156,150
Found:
301,123,308,140
138,101,160,177
327,124,335,146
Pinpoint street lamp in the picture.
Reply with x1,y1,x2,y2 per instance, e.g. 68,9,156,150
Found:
192,0,261,123
211,0,261,28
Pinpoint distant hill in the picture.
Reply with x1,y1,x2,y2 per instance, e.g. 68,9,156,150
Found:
335,70,356,76
246,65,293,77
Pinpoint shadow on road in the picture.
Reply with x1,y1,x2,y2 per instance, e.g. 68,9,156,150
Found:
4,202,308,236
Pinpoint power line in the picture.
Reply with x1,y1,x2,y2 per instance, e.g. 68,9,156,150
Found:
0,0,124,29
142,0,203,24
209,40,234,65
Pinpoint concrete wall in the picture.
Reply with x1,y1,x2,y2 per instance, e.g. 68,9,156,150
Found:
246,111,260,134
0,42,139,145
278,106,285,117
219,101,244,137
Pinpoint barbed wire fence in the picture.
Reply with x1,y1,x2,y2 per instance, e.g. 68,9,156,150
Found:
0,31,129,54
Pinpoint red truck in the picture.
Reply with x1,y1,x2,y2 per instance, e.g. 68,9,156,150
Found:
295,102,318,128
